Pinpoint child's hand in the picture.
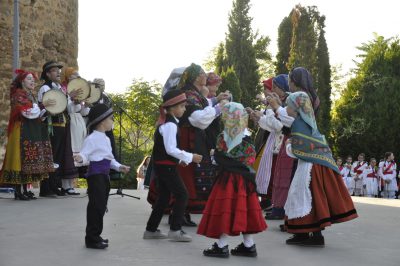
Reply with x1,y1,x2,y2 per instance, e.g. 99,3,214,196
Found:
73,154,83,163
119,165,131,174
192,154,203,164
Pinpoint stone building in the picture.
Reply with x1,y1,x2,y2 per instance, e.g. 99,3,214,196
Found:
0,0,78,168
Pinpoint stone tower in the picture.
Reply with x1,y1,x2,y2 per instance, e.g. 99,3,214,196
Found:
0,0,78,168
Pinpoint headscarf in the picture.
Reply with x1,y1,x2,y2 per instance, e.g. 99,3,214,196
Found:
289,67,320,112
162,67,185,96
286,92,317,135
12,69,37,92
221,102,248,152
273,74,289,92
262,78,273,91
177,63,205,89
287,92,338,173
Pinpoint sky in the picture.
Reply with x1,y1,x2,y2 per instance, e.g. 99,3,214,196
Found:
78,0,400,94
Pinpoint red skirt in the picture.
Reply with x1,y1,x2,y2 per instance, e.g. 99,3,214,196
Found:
286,164,358,233
197,172,267,239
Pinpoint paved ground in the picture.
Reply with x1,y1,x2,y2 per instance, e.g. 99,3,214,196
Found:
0,189,399,266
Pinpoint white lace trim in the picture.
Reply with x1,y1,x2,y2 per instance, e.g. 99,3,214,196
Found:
284,160,313,219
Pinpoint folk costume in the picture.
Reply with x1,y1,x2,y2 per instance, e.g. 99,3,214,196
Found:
362,165,379,197
283,92,357,247
37,61,78,196
78,104,121,249
351,160,368,196
0,70,54,200
144,90,193,242
340,163,353,194
176,64,223,214
378,160,398,198
198,102,267,258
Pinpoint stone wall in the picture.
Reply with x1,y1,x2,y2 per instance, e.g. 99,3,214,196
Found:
0,0,78,168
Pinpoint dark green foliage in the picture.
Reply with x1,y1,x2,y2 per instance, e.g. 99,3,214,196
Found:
108,79,162,188
331,35,400,159
219,66,241,102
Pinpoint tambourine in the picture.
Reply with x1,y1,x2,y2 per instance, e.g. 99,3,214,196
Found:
67,77,90,101
42,89,67,115
85,82,102,104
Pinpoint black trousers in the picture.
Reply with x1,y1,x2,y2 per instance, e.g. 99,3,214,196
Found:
146,164,188,231
85,174,110,244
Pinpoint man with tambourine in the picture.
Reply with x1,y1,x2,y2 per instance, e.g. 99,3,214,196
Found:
38,61,79,197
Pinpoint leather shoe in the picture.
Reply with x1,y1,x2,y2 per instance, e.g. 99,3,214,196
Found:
183,214,197,227
86,242,108,249
203,242,229,258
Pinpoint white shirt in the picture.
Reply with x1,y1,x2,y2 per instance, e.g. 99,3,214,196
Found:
159,117,193,165
275,106,295,128
188,105,221,130
258,109,283,133
21,103,41,119
79,130,121,171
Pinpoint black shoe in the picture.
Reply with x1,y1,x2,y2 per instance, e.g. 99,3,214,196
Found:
203,242,229,258
86,241,108,249
286,233,310,245
65,188,80,195
183,214,197,227
101,238,109,244
299,234,325,247
54,189,66,196
230,243,257,257
14,192,30,201
23,191,37,200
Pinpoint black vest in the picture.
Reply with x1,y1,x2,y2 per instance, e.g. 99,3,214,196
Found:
152,115,180,163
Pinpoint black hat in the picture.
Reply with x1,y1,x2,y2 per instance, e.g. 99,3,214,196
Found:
40,60,63,80
87,103,113,132
162,89,186,108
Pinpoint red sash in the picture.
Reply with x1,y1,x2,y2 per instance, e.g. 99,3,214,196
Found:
354,162,365,174
383,162,395,175
367,170,377,179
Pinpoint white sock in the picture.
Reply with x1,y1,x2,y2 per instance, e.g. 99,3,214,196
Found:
61,179,70,190
217,234,228,248
242,234,254,248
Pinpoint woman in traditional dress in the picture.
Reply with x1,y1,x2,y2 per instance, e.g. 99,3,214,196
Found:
0,69,54,200
269,91,357,247
176,63,230,224
62,67,89,194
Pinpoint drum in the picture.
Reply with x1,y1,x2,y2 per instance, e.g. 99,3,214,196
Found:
67,77,90,101
42,89,67,115
85,82,102,104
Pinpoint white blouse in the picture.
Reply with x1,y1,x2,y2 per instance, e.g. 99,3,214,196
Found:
79,130,121,171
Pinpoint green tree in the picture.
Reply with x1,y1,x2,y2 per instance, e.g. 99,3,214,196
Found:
314,17,332,135
331,35,400,158
219,66,241,102
109,79,162,188
275,15,292,74
225,0,261,108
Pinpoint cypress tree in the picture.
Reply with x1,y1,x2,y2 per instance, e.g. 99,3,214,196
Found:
225,0,260,108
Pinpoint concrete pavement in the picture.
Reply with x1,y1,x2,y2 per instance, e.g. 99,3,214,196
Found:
0,190,399,266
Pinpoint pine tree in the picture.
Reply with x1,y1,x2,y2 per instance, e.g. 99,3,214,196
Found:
225,0,260,108
315,16,332,135
215,42,227,75
219,66,241,102
275,15,292,74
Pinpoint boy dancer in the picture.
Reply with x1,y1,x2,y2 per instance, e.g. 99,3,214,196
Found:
144,89,202,242
73,104,130,249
